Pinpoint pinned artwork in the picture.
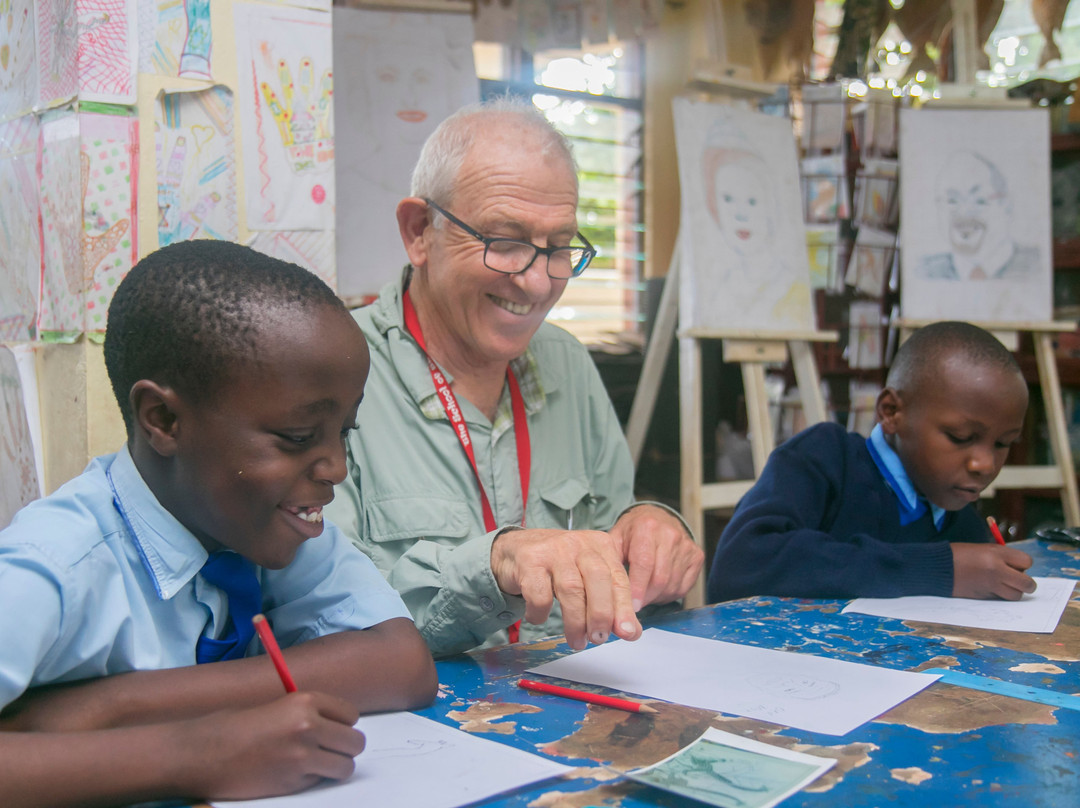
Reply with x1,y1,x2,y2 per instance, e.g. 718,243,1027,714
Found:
0,114,42,342
36,0,79,110
138,0,214,80
78,0,138,104
0,345,41,530
236,3,334,232
80,111,138,332
249,231,335,289
900,108,1052,323
39,110,86,337
333,6,478,297
0,0,37,123
674,97,814,332
155,86,238,248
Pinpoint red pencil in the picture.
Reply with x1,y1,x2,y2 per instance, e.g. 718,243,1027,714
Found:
986,516,1007,546
517,678,658,714
253,614,298,693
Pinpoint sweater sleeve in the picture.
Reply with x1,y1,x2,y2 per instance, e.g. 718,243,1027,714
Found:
706,423,956,602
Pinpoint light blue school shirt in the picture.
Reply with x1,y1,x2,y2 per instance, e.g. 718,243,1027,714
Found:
0,445,411,710
866,423,946,530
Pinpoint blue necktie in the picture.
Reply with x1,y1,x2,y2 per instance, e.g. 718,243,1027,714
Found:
196,551,263,664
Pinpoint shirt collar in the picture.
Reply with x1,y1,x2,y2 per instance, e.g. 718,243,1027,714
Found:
106,444,209,600
372,269,551,434
866,423,946,530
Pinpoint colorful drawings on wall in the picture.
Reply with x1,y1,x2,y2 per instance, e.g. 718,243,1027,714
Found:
155,86,238,248
0,345,41,529
80,111,138,331
235,3,334,231
0,0,37,122
39,110,85,336
138,0,214,80
249,231,335,288
0,115,42,342
78,0,137,104
36,0,79,110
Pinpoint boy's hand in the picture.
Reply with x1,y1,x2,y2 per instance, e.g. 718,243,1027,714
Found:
180,691,364,800
951,543,1037,600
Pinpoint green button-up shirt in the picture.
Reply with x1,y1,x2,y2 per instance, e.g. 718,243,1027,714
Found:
326,278,646,657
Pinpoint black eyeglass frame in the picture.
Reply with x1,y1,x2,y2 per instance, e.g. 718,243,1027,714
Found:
423,197,595,279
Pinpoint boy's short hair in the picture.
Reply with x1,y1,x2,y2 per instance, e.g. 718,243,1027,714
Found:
886,320,1022,395
105,240,345,435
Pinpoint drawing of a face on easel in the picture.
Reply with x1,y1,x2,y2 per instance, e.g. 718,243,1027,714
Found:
673,98,814,332
898,108,1051,323
705,149,774,260
918,150,1038,282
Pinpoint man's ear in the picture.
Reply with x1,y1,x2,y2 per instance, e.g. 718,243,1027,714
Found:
397,197,433,270
130,380,182,457
875,387,902,435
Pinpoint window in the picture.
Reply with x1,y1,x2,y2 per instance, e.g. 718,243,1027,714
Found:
474,42,645,345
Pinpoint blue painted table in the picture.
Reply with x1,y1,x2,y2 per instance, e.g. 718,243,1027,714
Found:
417,538,1080,807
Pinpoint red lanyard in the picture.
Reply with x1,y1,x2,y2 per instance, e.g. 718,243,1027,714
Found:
402,290,530,641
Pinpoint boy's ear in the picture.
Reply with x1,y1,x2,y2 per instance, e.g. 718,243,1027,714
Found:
130,380,182,457
397,197,433,270
875,387,902,435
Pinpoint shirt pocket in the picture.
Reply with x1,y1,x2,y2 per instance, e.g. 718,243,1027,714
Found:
535,477,597,530
364,496,475,545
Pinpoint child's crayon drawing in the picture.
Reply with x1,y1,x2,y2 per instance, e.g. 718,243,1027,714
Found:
235,3,334,231
249,231,335,289
0,114,41,342
78,0,137,104
38,110,86,336
0,346,40,530
154,86,237,248
0,0,37,122
80,111,138,332
137,0,214,80
35,0,79,109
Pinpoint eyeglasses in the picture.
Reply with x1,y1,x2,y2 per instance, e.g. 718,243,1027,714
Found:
424,198,595,279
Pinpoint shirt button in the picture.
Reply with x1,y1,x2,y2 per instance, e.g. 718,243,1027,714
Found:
497,611,514,621
479,596,494,612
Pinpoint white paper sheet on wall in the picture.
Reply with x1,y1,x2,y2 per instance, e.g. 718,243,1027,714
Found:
332,6,478,298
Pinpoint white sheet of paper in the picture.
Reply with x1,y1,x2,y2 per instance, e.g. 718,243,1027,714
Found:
627,727,835,808
215,711,571,808
842,576,1077,633
527,629,939,736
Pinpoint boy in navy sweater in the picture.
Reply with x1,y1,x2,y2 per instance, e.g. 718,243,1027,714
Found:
707,321,1037,603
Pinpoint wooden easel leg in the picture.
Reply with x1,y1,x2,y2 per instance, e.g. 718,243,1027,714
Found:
679,335,706,608
741,362,775,474
1034,333,1080,526
627,246,681,467
790,340,828,425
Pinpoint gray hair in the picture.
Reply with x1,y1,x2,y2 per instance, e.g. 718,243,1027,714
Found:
410,96,578,209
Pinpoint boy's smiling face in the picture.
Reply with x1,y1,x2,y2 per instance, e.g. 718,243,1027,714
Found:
155,305,369,569
877,354,1028,512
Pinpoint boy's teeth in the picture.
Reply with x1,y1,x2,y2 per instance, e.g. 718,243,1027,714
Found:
292,507,323,523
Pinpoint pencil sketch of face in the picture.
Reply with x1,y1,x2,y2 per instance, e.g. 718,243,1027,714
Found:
937,151,1010,257
705,150,773,258
750,673,840,700
359,26,465,150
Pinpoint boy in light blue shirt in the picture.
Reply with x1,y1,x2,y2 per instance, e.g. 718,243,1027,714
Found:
0,241,436,806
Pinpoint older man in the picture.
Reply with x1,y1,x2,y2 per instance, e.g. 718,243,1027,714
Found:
326,99,703,657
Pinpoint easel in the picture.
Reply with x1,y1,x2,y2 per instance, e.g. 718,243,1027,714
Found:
898,320,1080,526
627,238,838,608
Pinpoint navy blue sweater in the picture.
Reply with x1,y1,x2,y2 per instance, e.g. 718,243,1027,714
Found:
706,422,991,603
